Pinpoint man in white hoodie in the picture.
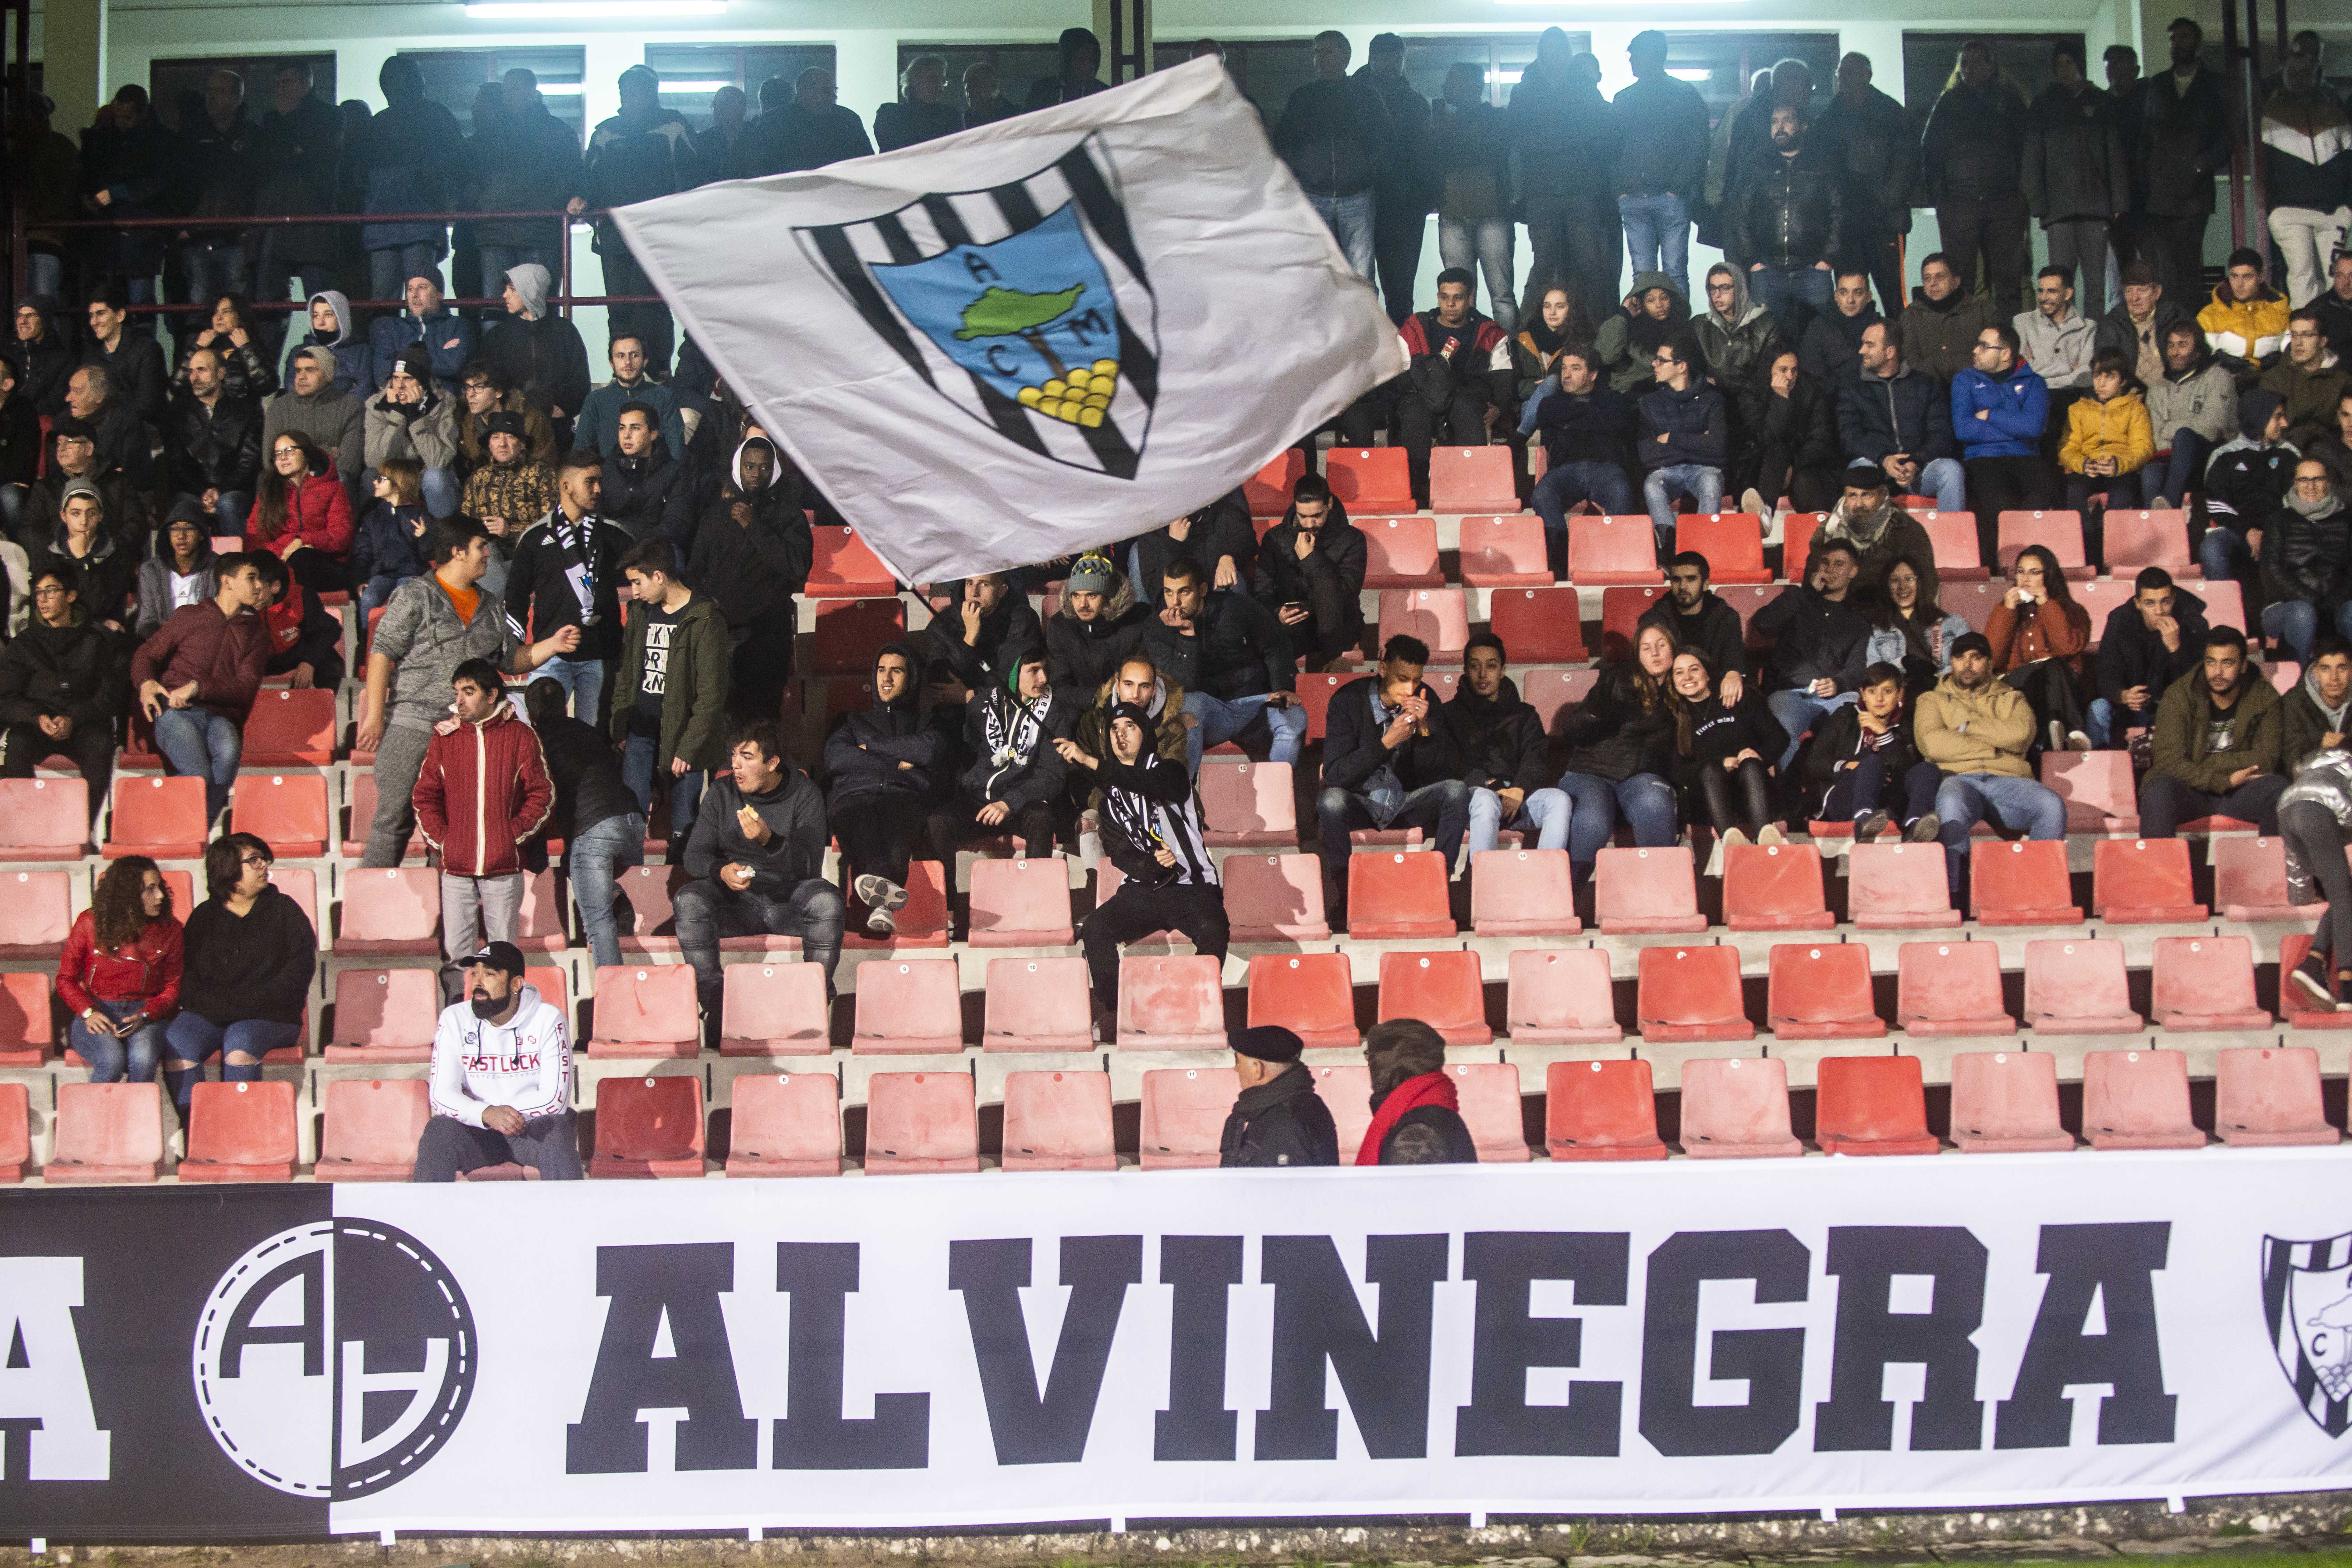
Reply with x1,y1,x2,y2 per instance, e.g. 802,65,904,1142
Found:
414,941,581,1180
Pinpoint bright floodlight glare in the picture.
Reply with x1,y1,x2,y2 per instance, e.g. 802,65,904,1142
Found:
465,1,725,16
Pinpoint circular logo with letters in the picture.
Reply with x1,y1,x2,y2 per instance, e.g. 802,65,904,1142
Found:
192,1219,477,1497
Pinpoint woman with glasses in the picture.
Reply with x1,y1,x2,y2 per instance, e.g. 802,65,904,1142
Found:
245,431,354,594
160,832,315,1126
58,856,181,1083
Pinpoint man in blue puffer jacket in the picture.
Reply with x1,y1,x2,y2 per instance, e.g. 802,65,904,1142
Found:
1952,320,2061,566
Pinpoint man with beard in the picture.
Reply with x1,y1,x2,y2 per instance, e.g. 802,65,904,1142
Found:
927,649,1074,866
1915,632,2067,895
415,941,581,1181
1638,551,1748,697
1730,102,1843,343
1253,473,1368,670
1813,464,1939,604
1395,270,1512,509
1798,269,1883,385
1448,633,1566,854
2142,625,2287,837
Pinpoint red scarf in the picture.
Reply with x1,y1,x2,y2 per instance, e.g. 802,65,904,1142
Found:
1354,1070,1460,1166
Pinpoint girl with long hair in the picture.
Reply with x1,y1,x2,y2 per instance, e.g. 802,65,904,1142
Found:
57,856,182,1083
1555,622,1682,877
246,430,355,593
1987,543,2094,751
1864,555,1971,693
1669,645,1789,865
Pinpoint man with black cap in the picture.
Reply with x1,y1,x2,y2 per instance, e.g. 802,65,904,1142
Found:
1078,699,1223,1038
415,940,582,1182
1221,1025,1339,1168
1359,1018,1476,1164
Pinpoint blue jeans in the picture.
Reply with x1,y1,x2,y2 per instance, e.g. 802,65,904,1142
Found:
1935,773,2067,894
1853,454,1966,514
2263,600,2352,666
68,999,168,1083
622,732,706,836
162,1013,303,1112
1618,192,1693,301
152,705,241,822
179,241,248,307
2200,524,2254,586
1748,265,1834,341
208,489,252,535
370,244,443,304
569,810,647,969
1316,779,1473,870
1468,785,1571,853
1643,464,1721,555
2140,430,2211,508
1307,191,1377,279
1182,691,1307,774
1557,770,1678,871
359,572,416,618
1438,215,1517,332
1534,461,1638,559
1766,687,1858,770
533,657,607,726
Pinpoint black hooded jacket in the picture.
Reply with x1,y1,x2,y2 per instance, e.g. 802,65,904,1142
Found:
1254,505,1368,639
1752,583,1872,695
1143,591,1294,702
1558,661,1677,781
2096,586,2208,712
1442,675,1553,792
1324,676,1462,794
824,642,942,806
165,389,262,497
685,448,811,632
925,591,1046,695
602,441,690,542
0,608,125,735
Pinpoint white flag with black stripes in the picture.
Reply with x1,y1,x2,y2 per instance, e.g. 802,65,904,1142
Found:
609,58,1406,585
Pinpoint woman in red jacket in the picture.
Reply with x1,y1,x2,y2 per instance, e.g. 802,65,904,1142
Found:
247,431,355,596
58,855,184,1083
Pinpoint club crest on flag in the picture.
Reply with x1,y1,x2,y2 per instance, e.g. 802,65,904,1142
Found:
796,134,1158,480
2262,1231,2352,1436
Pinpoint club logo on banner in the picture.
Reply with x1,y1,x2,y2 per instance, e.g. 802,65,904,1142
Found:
191,1218,477,1497
2265,1231,2352,1437
797,136,1159,479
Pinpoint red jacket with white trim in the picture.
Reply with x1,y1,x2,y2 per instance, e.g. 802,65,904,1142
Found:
412,701,554,877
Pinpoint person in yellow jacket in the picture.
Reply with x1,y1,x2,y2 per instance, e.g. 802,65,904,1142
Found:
2060,349,2155,557
2198,247,2293,378
1913,631,2068,895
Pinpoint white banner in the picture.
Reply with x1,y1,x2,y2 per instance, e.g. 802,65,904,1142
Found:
609,59,1406,585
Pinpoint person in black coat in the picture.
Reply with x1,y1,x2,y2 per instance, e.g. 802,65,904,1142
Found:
1221,1026,1339,1168
0,567,126,818
78,87,178,292
1918,44,2033,315
1042,554,1148,712
1556,625,1682,874
7,296,76,418
601,408,688,543
874,56,964,152
1316,636,1467,920
0,357,39,510
163,832,316,1120
1144,558,1306,773
1735,350,1844,514
1810,53,1916,320
921,567,1046,719
2091,569,2206,747
1446,633,1565,855
1638,551,1750,689
683,437,810,721
165,345,263,535
1668,645,1788,850
1127,488,1254,611
1793,661,1940,837
822,641,940,937
1253,476,1368,670
1080,700,1224,1028
927,649,1075,870
1359,1019,1476,1164
1751,538,1872,766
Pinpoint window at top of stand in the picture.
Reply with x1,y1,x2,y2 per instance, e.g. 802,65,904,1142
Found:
401,46,589,137
148,53,339,132
644,42,840,127
1901,31,2091,138
1149,39,1317,122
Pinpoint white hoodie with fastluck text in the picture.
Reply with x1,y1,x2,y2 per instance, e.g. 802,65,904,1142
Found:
428,983,572,1126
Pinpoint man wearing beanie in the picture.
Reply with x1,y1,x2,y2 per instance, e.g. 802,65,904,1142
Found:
1220,1026,1338,1167
1359,1018,1475,1164
1043,552,1149,711
367,271,475,396
2200,387,2301,587
363,341,461,518
415,940,581,1181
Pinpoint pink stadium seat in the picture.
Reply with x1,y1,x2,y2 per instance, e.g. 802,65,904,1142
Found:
725,1072,842,1175
1723,844,1833,931
0,777,89,859
1377,950,1491,1045
1521,666,1597,731
2043,750,2142,832
105,776,208,860
1377,588,1470,659
843,859,949,949
1139,1066,1240,1169
2214,1046,2339,1147
241,687,336,765
1782,512,1825,570
2203,578,2245,632
1545,1058,1666,1160
1719,583,1789,643
2022,939,2144,1033
966,857,1074,946
317,1079,432,1181
2214,836,2325,922
1313,1063,1375,1156
334,866,441,955
1116,955,1227,1048
2092,838,2208,922
325,968,440,1062
513,869,570,952
2282,934,2352,1029
1674,513,1770,583
1458,516,1550,587
1847,843,1960,929
981,955,1093,1050
1429,446,1519,513
1598,585,1662,659
589,1075,707,1177
1244,449,1308,516
1922,512,1988,580
1971,840,2083,925
1246,953,1358,1050
1949,1050,2075,1153
1815,1055,1938,1156
1943,579,2004,633
0,870,72,957
2073,579,2137,647
1595,845,1707,934
179,1080,298,1182
587,964,699,1057
1000,1069,1117,1171
2103,510,2193,575
1325,447,1413,511
851,958,965,1053
613,865,681,952
1487,587,1587,661
806,526,897,596
863,1071,980,1173
1504,948,1622,1044
1471,848,1580,935
1765,943,1885,1039
1294,672,1350,741
1345,850,1454,938
2081,1048,2205,1150
1568,515,1659,585
45,1082,165,1183
1446,1061,1529,1161
812,598,907,676
2150,935,2270,1031
1360,515,1443,589
1222,852,1332,941
2271,661,2303,693
0,1082,27,1182
1896,941,2016,1036
1997,510,2090,578
1635,945,1754,1042
1200,761,1297,847
1679,1056,1801,1158
341,772,423,859
719,962,831,1055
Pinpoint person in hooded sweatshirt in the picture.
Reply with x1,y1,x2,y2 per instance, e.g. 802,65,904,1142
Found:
137,504,221,638
1692,263,1790,397
927,648,1074,868
0,563,126,818
1058,653,1187,818
825,641,940,940
2282,634,2352,775
281,289,368,396
2143,318,2239,506
1446,633,1565,853
1356,1018,1476,1164
1043,553,1149,712
678,719,844,1012
2200,388,2302,587
686,435,810,722
415,941,580,1181
1220,1025,1339,1169
482,264,591,437
1079,699,1224,1036
1024,27,1109,112
1594,272,1693,394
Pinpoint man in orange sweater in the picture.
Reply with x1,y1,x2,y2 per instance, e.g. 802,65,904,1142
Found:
414,656,553,976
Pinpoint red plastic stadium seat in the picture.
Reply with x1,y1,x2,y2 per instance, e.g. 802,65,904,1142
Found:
2215,836,2326,922
1246,952,1358,1050
1447,1061,1529,1160
2103,509,2192,575
2081,1048,2205,1150
2074,579,2137,648
1458,515,1550,587
1679,1056,1801,1158
341,772,424,859
1294,672,1349,742
1505,949,1622,1044
1487,587,1587,661
1970,840,2082,925
1378,587,1470,659
1723,844,1833,931
1598,585,1662,659
333,866,440,956
1312,1063,1374,1156
1997,511,2090,578
317,1079,432,1181
45,1082,165,1183
2215,1045,2339,1147
806,526,898,596
1949,1050,2074,1153
843,859,949,949
2203,578,2245,632
1116,955,1227,1049
1521,666,1597,732
982,955,1094,1050
851,958,965,1053
2150,935,2270,1031
501,868,567,952
325,968,440,1062
231,773,330,858
1001,1069,1117,1171
1923,512,1988,579
590,1074,707,1176
613,865,681,952
1721,583,1789,642
0,1082,26,1182
587,964,699,1057
1360,515,1442,589
180,1080,298,1182
1377,950,1492,1046
1816,1055,1937,1156
812,598,907,676
2023,939,2144,1033
1345,850,1454,937
1765,943,1885,1039
2281,934,2352,1029
2272,661,2304,694
864,1071,980,1173
1429,446,1518,513
1325,446,1413,511
105,776,208,860
1568,515,1659,585
1545,1058,1665,1160
1139,1066,1240,1169
719,962,830,1055
0,870,71,957
1943,579,2003,633
2092,837,2208,922
241,688,336,765
967,856,1075,946
1674,513,1769,583
1896,941,2016,1036
1200,761,1297,847
1244,450,1308,517
0,777,89,859
1595,845,1706,934
1636,945,1754,1042
1847,843,1961,929
725,1072,842,1175
1782,512,1825,570
2043,750,2142,832
1470,848,1579,935
1221,852,1331,941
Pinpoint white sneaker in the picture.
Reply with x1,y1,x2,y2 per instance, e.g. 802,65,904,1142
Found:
1758,823,1786,846
1719,826,1750,851
2048,719,2066,754
2067,730,2092,752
